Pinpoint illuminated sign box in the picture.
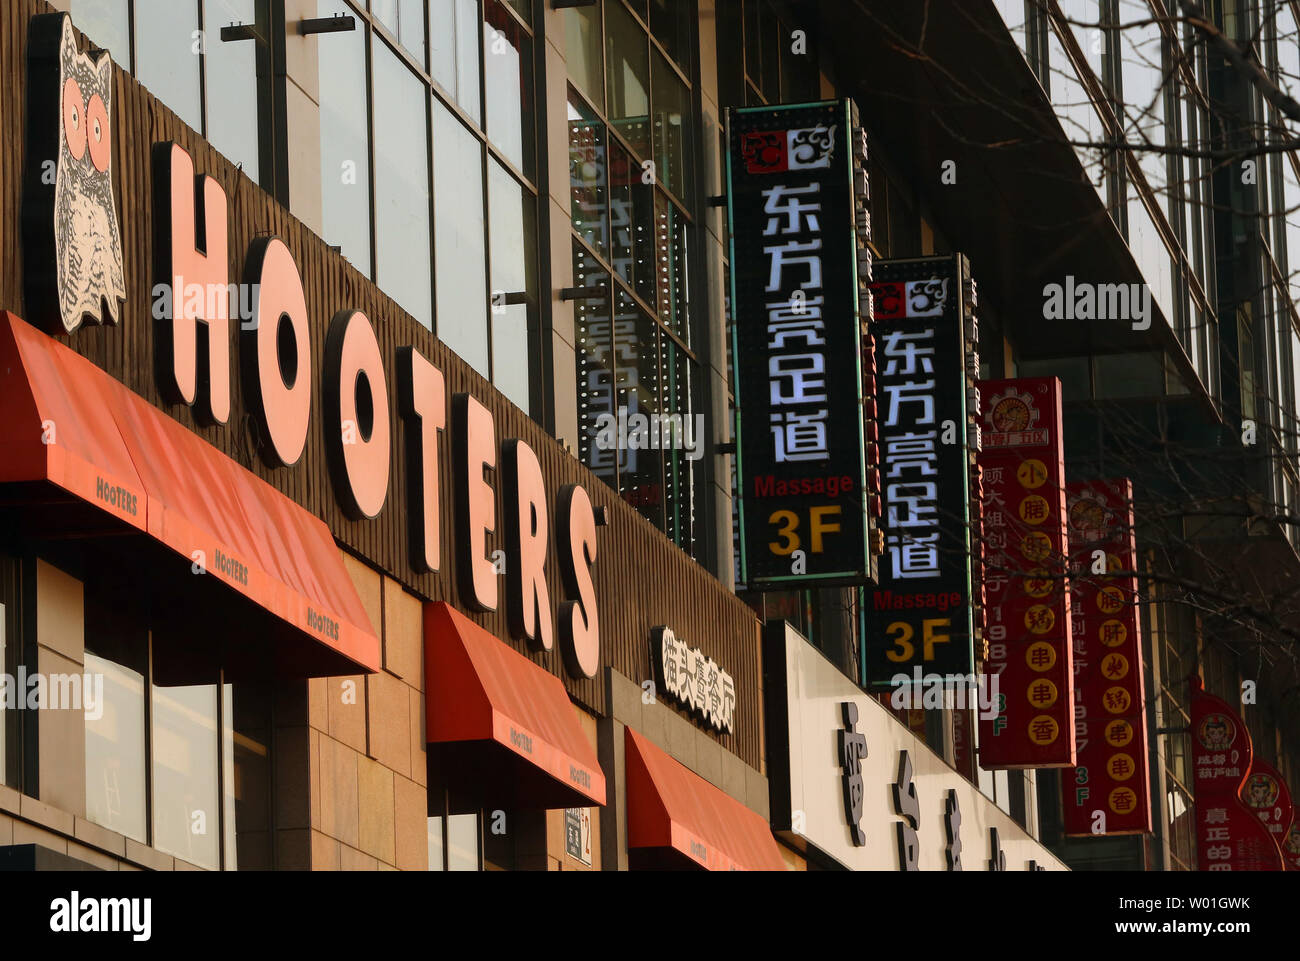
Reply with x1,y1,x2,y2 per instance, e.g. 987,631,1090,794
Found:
725,99,874,588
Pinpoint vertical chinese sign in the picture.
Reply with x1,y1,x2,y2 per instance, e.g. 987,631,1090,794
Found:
1189,675,1284,870
1240,756,1293,858
976,378,1074,768
1062,479,1150,833
863,255,980,686
725,100,875,587
1285,802,1300,870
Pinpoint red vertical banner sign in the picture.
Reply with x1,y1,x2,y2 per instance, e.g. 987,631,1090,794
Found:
1284,803,1300,870
1189,675,1285,870
1240,756,1293,856
1062,479,1152,835
976,378,1074,768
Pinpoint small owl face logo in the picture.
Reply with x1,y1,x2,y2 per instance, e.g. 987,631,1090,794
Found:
23,13,126,335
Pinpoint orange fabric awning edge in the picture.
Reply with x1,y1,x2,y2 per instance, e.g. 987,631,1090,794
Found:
0,311,380,673
424,602,606,807
625,727,786,871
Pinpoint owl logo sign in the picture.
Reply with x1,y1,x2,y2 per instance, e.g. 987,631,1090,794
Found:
22,13,126,335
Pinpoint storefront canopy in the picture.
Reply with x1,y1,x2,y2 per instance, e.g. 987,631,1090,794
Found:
0,311,380,674
624,727,786,871
424,602,606,809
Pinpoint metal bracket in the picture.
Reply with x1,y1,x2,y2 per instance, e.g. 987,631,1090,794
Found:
559,284,608,301
716,442,736,455
220,23,260,43
298,15,357,36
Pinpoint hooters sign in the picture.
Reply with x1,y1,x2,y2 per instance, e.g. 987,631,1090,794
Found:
1189,675,1284,870
976,378,1074,769
19,13,604,681
1062,479,1151,835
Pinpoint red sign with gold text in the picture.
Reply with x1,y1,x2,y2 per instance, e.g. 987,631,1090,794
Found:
1240,756,1293,855
976,378,1074,768
1190,675,1284,870
1062,479,1151,835
1284,804,1300,871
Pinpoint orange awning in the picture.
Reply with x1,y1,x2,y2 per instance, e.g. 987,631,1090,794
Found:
625,727,786,871
424,602,606,808
0,311,380,673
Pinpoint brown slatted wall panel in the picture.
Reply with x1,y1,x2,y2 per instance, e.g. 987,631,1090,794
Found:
1,0,764,768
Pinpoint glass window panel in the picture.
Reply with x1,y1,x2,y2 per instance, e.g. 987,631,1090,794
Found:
609,140,655,305
1018,355,1091,400
84,651,148,843
1118,0,1169,218
992,0,1028,56
1128,199,1174,325
69,0,131,66
152,682,220,870
504,0,531,26
569,91,609,258
373,39,433,327
606,0,651,160
663,339,697,555
649,0,691,73
447,813,480,870
428,816,445,870
319,0,371,275
229,682,272,870
574,245,617,488
655,192,690,341
743,0,761,88
1094,351,1164,398
134,0,203,130
760,2,780,100
431,0,482,124
1278,5,1300,101
1285,156,1300,305
651,48,692,203
204,0,259,181
563,2,604,111
616,298,664,529
488,159,535,412
433,98,489,372
1048,4,1106,204
483,0,535,177
373,0,426,67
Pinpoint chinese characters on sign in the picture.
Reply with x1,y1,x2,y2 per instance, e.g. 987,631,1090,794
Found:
864,256,980,684
977,378,1075,768
564,808,592,866
726,100,874,586
651,627,736,734
837,702,868,847
1189,675,1285,870
1062,479,1150,833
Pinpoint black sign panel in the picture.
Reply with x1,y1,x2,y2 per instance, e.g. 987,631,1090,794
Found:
725,100,873,587
864,256,977,684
